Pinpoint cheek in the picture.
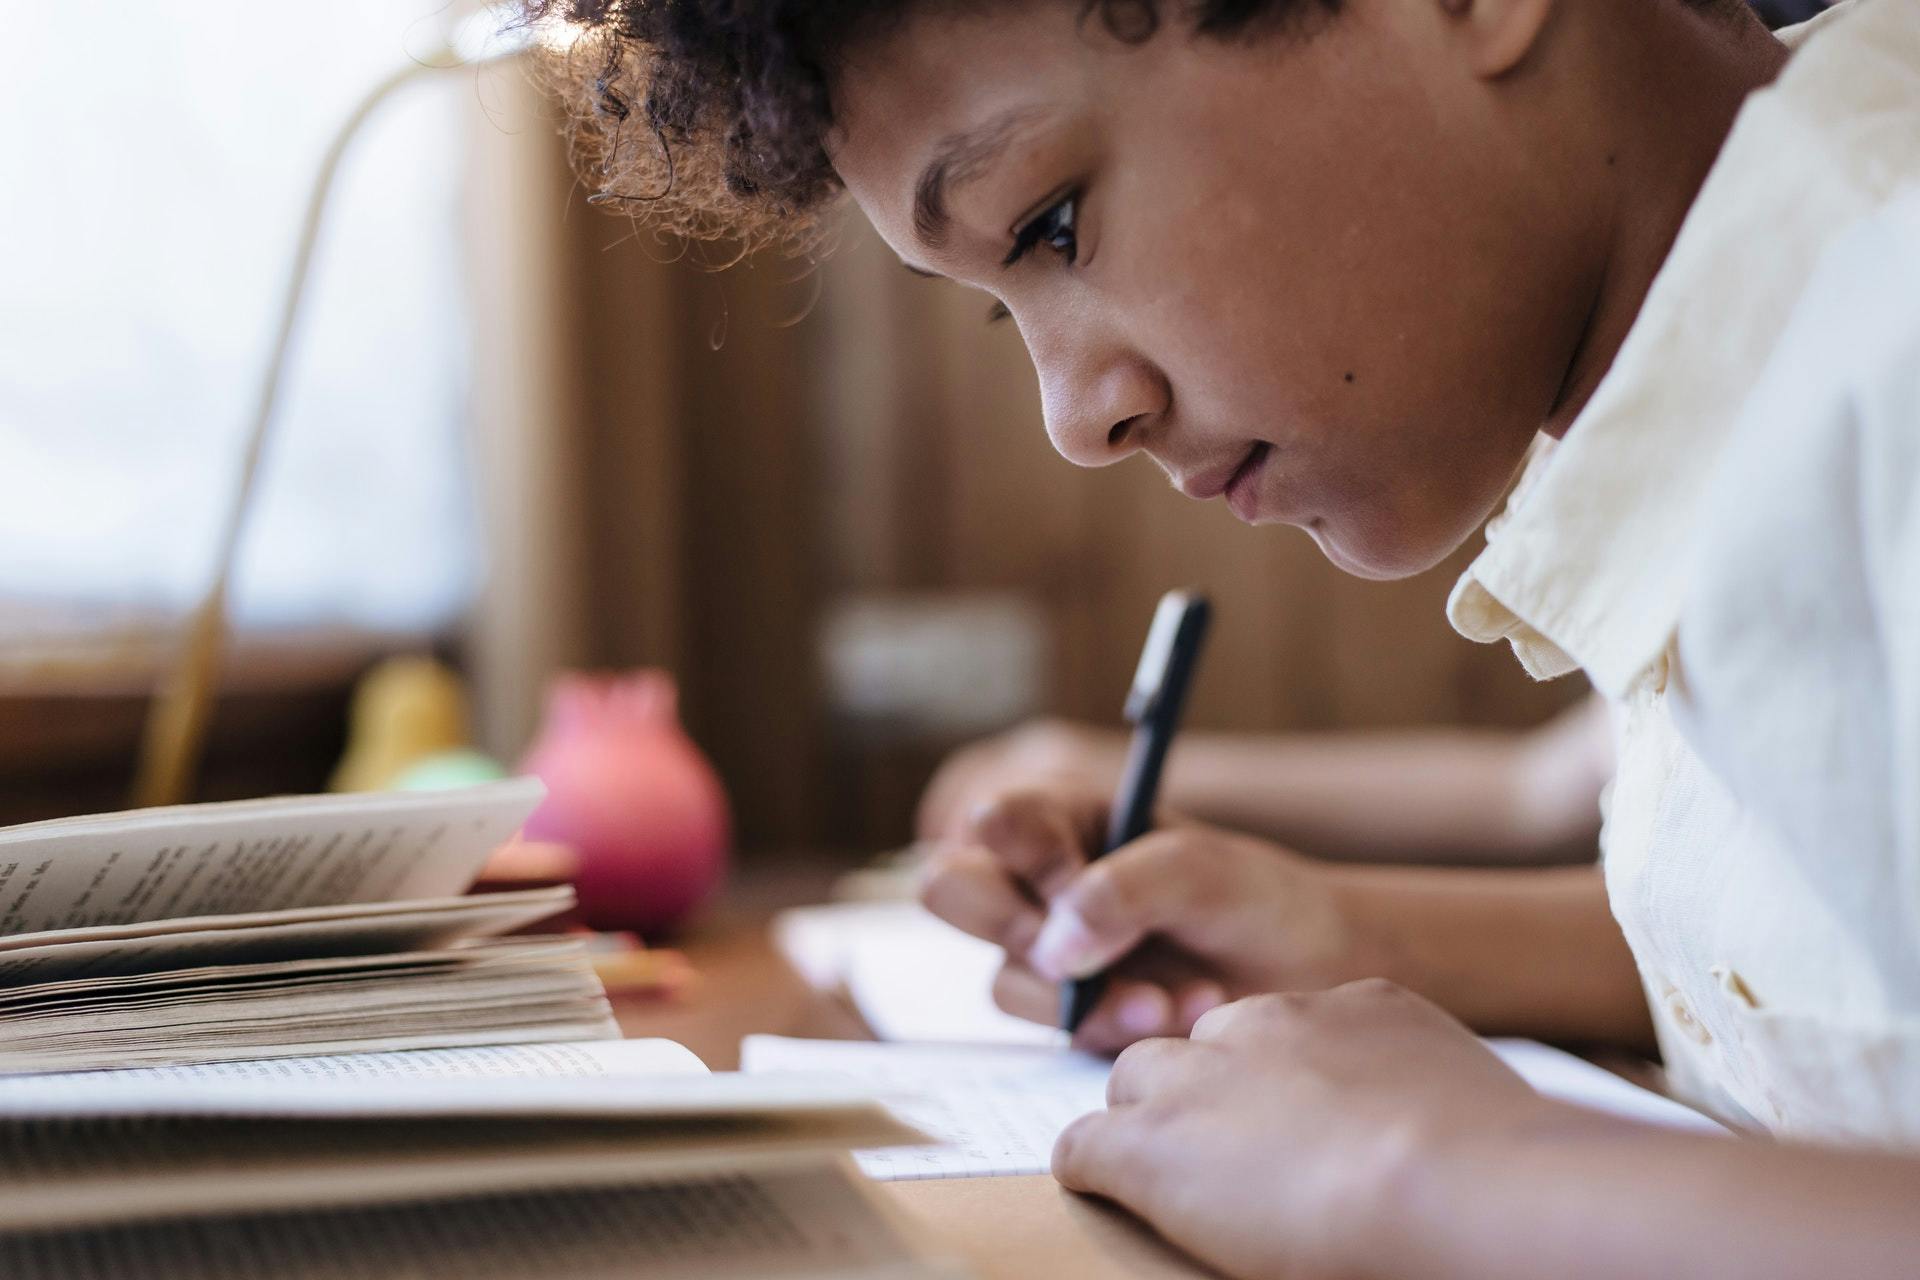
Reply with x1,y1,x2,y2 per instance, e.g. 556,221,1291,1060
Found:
1300,428,1518,580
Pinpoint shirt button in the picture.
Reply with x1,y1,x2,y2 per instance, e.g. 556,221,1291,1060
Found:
1665,992,1713,1047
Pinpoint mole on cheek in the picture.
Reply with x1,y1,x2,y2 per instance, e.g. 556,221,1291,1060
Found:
1343,371,1356,385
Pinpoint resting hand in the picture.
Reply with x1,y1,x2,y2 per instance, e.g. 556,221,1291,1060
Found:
918,783,1381,1052
1054,981,1560,1279
915,719,1128,841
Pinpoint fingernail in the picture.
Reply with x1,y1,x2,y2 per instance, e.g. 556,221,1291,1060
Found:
1118,990,1165,1037
1030,906,1100,981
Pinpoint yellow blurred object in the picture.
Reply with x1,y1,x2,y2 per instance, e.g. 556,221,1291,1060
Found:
330,655,474,792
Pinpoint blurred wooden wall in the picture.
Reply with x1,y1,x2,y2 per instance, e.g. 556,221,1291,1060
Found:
469,106,1582,855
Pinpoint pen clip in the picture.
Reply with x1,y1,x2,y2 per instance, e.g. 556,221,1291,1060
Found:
1123,591,1206,725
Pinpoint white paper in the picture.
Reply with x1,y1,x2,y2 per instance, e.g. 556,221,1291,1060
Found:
742,1034,1724,1182
1485,1038,1726,1134
0,779,543,938
743,1037,1108,1180
0,1168,960,1280
775,902,1061,1047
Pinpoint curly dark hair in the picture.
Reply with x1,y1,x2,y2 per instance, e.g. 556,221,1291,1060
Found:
520,0,1339,252
521,0,1754,253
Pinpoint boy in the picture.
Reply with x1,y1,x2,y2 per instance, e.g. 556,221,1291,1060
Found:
528,1,1919,1275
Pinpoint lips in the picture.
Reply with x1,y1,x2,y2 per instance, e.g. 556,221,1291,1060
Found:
1180,444,1263,501
1224,443,1272,523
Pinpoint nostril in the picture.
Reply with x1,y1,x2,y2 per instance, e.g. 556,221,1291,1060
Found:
1108,416,1138,449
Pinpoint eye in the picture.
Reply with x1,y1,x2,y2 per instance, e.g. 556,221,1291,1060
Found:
1003,190,1078,268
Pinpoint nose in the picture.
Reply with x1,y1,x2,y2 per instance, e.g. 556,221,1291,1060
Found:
1034,335,1168,469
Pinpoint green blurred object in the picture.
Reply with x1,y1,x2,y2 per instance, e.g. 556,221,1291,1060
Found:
392,749,509,792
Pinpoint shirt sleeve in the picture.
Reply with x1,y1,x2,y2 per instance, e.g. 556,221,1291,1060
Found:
1852,190,1920,926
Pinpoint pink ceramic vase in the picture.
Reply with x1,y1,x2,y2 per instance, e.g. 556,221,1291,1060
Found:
519,671,730,935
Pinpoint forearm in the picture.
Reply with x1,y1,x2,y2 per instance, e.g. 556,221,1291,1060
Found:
1164,727,1599,865
1372,1109,1920,1280
1329,863,1654,1049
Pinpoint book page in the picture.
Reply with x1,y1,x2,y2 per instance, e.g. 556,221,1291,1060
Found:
0,1092,927,1231
0,1040,903,1119
0,936,581,1013
0,779,542,938
0,1040,698,1108
0,886,573,986
0,943,618,1072
0,1168,964,1280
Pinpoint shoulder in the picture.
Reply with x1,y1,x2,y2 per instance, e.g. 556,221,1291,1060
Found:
1674,189,1920,743
1711,187,1920,557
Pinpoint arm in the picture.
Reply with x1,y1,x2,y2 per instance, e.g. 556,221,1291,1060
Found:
916,695,1612,865
1332,861,1653,1049
1165,695,1611,863
1383,1108,1920,1280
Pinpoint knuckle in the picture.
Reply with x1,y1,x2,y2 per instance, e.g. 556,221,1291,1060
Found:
1050,1111,1098,1182
914,850,964,906
915,852,984,920
1345,976,1410,1002
1105,1036,1172,1104
1069,860,1138,932
970,790,1062,854
1193,991,1307,1041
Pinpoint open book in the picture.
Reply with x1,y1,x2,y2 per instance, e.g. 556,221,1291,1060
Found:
0,781,616,1072
0,1041,965,1280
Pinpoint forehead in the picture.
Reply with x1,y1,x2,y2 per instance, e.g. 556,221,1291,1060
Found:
827,4,1099,256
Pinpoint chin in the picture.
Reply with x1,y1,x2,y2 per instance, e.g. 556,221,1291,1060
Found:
1308,516,1470,583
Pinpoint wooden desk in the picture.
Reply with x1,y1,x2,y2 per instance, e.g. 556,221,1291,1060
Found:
609,881,1215,1278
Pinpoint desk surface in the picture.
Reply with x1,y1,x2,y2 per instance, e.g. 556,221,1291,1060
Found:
607,874,1216,1279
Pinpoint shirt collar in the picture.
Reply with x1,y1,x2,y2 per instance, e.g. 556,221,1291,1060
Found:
1448,0,1919,698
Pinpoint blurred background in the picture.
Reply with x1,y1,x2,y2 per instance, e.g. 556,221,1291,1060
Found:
0,0,1827,854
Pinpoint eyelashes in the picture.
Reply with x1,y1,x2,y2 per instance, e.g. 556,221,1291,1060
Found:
989,186,1081,324
1003,189,1079,268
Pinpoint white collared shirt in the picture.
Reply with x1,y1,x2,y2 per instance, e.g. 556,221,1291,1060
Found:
1449,0,1920,1142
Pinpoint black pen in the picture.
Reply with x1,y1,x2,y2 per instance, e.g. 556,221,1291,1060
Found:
1061,590,1212,1035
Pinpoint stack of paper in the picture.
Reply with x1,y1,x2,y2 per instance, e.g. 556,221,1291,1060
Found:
760,901,1726,1183
0,1041,966,1280
0,781,616,1072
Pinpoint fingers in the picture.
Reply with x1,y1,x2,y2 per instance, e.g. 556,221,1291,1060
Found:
1052,1107,1160,1209
1029,831,1225,982
915,738,998,841
989,958,1058,1025
919,844,1045,955
985,955,1225,1052
964,787,1108,900
1104,1035,1203,1107
988,959,1192,1051
1071,976,1230,1054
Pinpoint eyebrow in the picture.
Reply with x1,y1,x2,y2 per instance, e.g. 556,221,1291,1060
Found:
912,106,1048,252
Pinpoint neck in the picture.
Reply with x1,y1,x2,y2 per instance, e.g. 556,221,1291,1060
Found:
1541,4,1791,440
